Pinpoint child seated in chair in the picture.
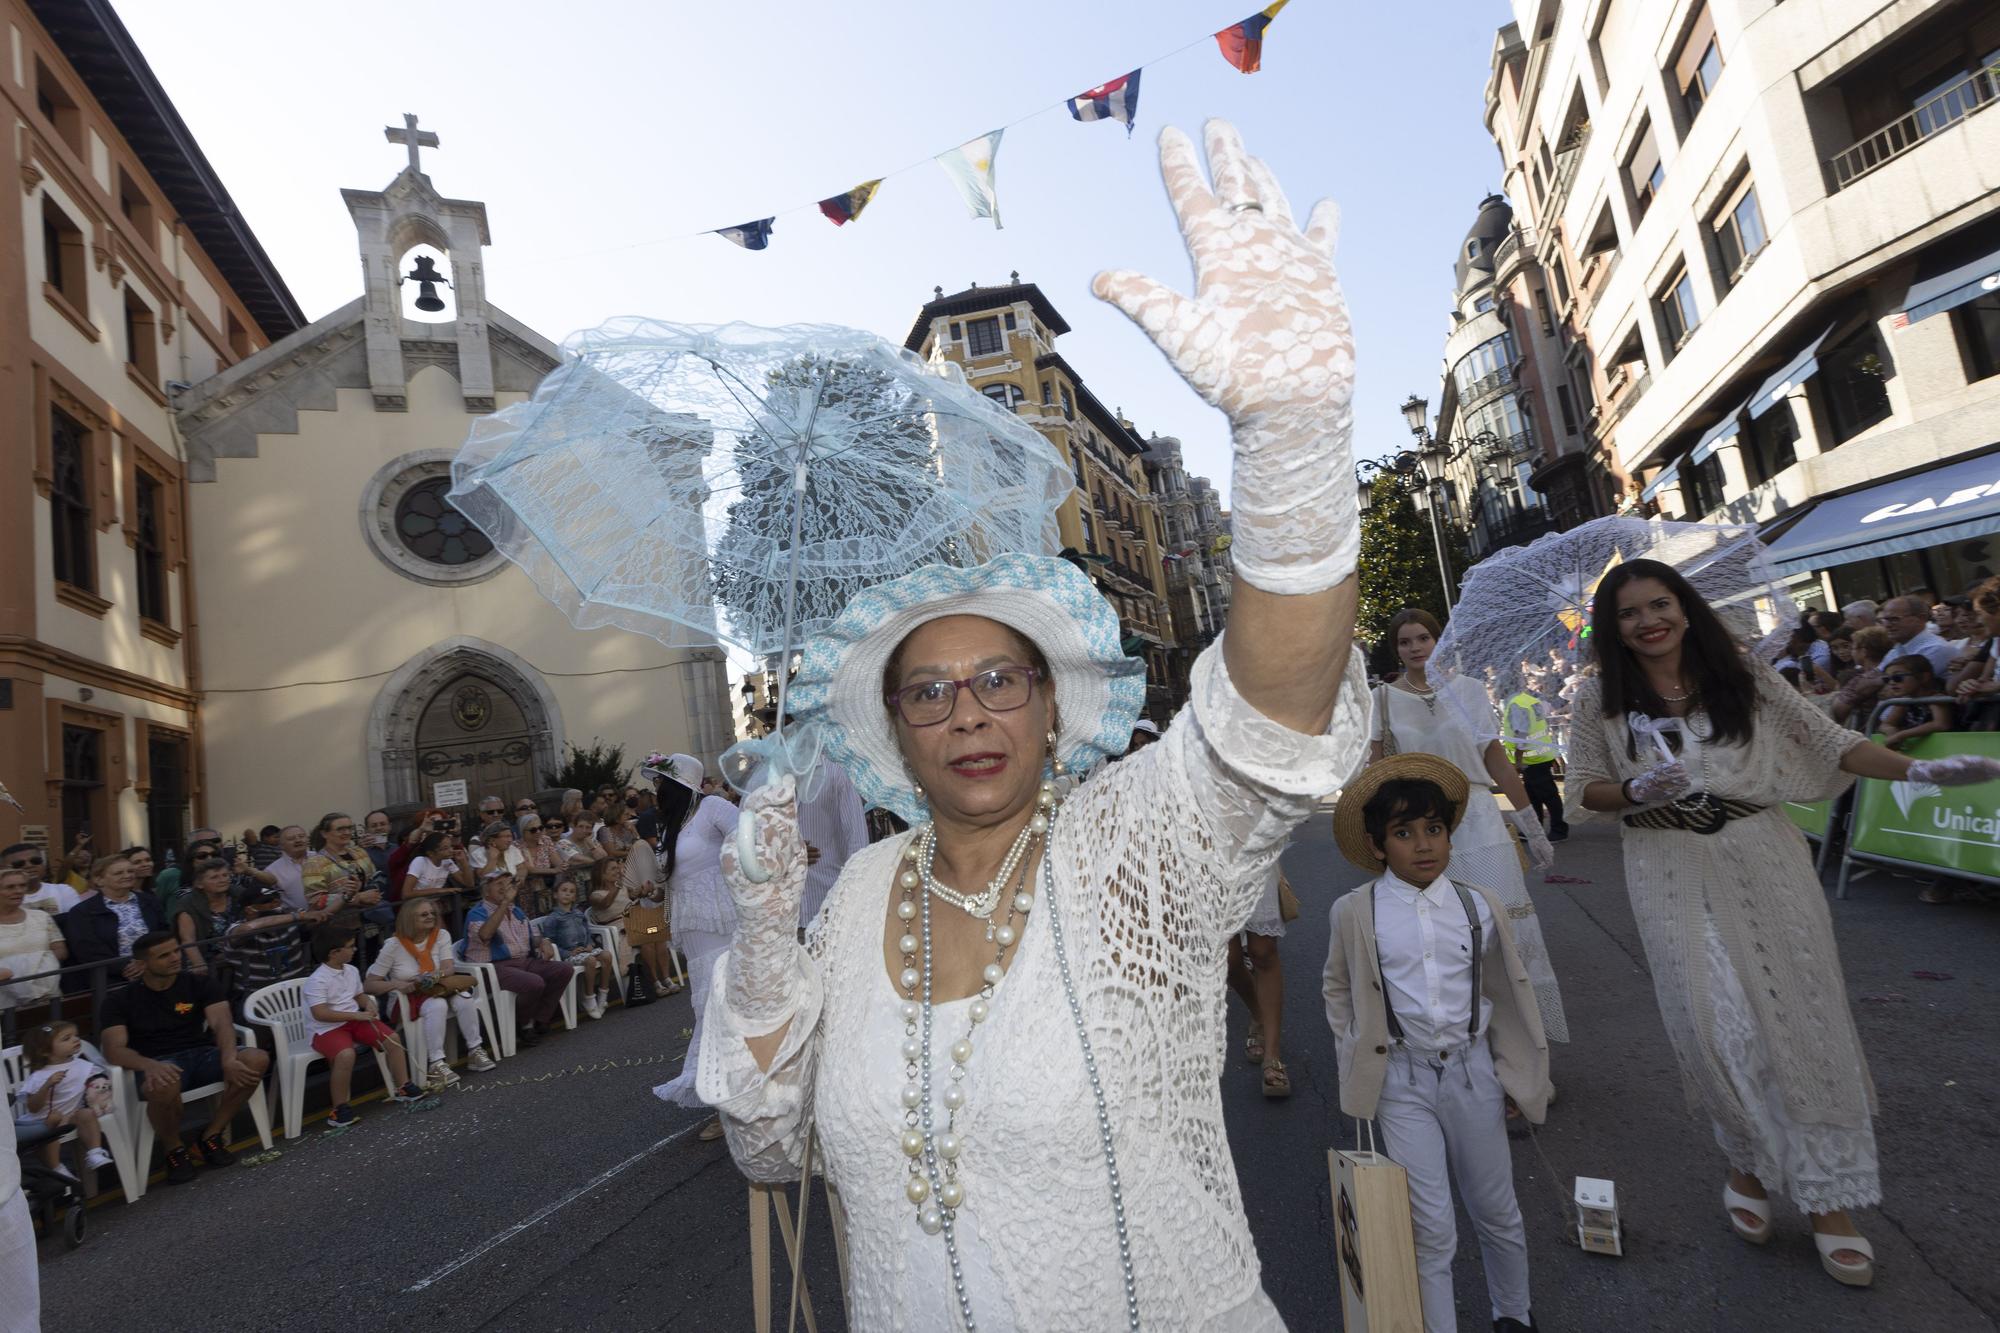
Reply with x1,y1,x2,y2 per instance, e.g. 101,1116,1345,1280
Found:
1322,754,1552,1333
303,926,424,1128
12,1020,114,1182
537,877,616,1020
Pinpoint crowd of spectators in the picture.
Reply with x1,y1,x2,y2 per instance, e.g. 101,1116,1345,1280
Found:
2,780,703,1192
1773,586,2000,741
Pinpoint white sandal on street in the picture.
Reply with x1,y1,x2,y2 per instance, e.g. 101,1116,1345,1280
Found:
1723,1183,1772,1245
1814,1229,1875,1287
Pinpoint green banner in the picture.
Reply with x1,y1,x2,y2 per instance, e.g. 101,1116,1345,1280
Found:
1847,732,2000,881
1786,800,1829,839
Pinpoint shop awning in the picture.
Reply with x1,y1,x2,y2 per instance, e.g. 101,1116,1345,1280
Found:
1690,399,1750,464
1746,320,1838,419
1640,464,1679,502
1898,235,2000,326
1762,450,2000,577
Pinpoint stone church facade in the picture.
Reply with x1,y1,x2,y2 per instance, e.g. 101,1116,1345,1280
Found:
1,1,731,851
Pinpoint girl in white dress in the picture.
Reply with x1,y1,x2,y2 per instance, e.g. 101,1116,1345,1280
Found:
1370,609,1568,1043
698,122,1368,1330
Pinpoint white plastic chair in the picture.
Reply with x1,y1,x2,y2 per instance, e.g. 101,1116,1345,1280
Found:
389,978,496,1071
2,1039,142,1202
245,979,395,1140
456,960,516,1058
125,1022,275,1201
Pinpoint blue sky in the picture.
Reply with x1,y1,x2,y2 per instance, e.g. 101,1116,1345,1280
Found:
117,0,1511,499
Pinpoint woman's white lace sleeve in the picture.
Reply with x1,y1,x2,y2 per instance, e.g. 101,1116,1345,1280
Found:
1172,640,1369,930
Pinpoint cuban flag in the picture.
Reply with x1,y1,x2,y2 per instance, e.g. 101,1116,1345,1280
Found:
1215,0,1289,74
1068,69,1142,135
714,217,775,250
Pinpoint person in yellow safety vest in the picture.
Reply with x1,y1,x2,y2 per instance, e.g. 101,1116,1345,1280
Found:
1503,676,1569,842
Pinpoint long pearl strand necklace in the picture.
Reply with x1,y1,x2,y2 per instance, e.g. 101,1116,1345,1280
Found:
893,778,1057,1330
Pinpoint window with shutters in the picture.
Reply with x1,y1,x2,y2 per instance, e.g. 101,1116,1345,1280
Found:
50,408,94,592
134,469,167,623
1624,119,1664,221
1674,5,1723,124
1656,263,1700,352
1711,173,1767,288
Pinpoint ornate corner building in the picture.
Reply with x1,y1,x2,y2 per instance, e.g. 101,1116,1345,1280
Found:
904,279,1189,717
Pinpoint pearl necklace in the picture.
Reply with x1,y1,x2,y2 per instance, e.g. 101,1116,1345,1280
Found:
893,779,1058,1331
911,802,1046,920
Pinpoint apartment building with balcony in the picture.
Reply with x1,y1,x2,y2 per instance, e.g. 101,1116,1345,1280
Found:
904,279,1182,715
1492,0,2000,608
1140,433,1232,702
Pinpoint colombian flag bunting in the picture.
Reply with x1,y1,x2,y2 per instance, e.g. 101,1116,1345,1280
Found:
819,179,882,226
1067,70,1142,135
1215,0,1289,73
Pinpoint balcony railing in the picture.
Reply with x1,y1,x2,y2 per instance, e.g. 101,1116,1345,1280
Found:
1831,60,2000,189
1458,365,1514,407
1538,123,1592,227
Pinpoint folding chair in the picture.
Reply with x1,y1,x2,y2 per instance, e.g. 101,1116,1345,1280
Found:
244,979,395,1140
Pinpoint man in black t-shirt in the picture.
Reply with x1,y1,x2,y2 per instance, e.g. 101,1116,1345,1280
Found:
102,931,271,1185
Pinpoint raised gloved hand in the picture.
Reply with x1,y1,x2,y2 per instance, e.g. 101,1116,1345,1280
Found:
720,775,807,1029
1907,755,2000,787
1095,120,1356,596
1627,759,1692,806
1505,807,1556,870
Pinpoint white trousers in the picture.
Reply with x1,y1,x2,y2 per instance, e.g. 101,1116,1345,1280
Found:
413,993,484,1063
1374,1043,1532,1333
0,1189,37,1333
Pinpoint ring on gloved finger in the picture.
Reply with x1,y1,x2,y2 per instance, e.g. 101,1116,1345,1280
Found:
1228,200,1264,214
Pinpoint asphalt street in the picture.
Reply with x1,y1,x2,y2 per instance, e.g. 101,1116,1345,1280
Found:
30,797,2000,1332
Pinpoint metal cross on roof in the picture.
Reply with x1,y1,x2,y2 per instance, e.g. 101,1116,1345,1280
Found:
384,112,439,175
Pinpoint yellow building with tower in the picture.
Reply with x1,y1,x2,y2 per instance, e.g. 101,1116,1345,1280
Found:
903,278,1181,717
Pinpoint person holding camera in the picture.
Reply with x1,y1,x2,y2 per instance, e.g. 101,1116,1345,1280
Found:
463,868,574,1047
303,813,386,918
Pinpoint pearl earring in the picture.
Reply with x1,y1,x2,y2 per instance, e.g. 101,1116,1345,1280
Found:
1046,731,1066,778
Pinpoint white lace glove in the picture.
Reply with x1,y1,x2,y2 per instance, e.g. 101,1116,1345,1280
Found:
1627,759,1692,805
1095,120,1356,596
1505,807,1556,870
719,775,808,1030
1907,755,2000,787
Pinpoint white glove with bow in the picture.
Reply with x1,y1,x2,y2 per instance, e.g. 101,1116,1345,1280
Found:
1095,120,1356,596
1628,759,1693,805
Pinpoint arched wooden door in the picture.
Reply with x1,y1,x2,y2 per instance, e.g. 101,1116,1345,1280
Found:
414,674,539,811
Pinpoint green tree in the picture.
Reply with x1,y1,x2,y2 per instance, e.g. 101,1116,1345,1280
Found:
542,738,629,792
1356,474,1468,673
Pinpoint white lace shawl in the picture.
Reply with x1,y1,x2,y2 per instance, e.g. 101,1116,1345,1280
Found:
697,641,1369,1330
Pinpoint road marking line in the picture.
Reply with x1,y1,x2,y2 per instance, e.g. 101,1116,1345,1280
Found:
403,1117,709,1292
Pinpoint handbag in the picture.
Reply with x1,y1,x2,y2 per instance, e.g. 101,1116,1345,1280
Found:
1376,683,1399,756
625,899,668,940
1277,870,1301,923
1329,1121,1425,1331
415,973,477,998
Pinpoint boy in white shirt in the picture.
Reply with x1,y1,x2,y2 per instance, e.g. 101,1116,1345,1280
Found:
303,926,424,1127
1323,754,1552,1333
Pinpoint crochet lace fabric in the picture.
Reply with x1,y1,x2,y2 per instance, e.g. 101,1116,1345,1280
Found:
699,643,1368,1330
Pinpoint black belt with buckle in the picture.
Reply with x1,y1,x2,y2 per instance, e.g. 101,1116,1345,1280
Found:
1622,791,1765,835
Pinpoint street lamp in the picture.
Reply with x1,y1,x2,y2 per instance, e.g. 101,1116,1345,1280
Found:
1396,395,1458,604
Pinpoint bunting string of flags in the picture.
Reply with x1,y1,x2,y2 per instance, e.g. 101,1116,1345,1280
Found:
710,1,1292,250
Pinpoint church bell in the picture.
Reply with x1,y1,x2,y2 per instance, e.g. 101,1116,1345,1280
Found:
405,254,449,313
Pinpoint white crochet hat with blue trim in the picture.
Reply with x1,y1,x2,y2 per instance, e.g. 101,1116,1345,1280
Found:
787,554,1147,824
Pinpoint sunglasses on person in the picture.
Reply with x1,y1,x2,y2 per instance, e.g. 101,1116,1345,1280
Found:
886,666,1042,727
4,855,44,870
1882,672,1917,685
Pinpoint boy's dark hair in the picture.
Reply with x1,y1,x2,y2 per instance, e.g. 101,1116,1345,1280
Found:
131,929,178,960
1886,653,1937,681
260,825,283,840
1361,778,1458,855
310,924,356,964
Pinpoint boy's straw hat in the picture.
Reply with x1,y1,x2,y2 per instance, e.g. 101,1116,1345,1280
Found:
1331,753,1471,872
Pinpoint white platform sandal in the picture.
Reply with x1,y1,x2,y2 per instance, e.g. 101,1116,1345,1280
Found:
1723,1183,1772,1245
1814,1229,1875,1287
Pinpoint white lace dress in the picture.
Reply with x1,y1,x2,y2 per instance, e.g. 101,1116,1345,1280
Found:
699,644,1369,1330
655,794,741,1107
1370,676,1570,1041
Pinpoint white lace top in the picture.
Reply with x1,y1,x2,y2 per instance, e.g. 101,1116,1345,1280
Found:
668,794,742,937
699,643,1369,1331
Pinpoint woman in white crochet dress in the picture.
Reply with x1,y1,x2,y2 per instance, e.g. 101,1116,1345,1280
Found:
698,121,1366,1331
1565,558,2000,1289
1369,608,1568,1043
648,753,740,1142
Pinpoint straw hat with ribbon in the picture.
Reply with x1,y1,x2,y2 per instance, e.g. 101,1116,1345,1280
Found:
1331,753,1472,872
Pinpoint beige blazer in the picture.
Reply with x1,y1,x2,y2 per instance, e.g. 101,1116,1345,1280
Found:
1321,877,1553,1123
